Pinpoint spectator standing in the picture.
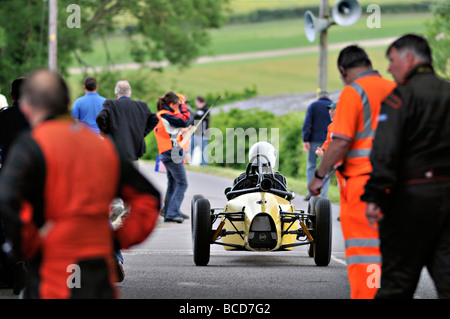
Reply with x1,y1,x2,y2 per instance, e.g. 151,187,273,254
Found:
191,96,210,165
308,45,396,299
154,92,191,223
0,77,30,294
71,77,106,134
362,34,450,299
96,80,159,162
302,90,332,200
315,101,337,158
0,78,30,166
0,70,161,298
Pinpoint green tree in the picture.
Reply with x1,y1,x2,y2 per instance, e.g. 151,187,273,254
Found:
0,0,229,99
427,0,450,79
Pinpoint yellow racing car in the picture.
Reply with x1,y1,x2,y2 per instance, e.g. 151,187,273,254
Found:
191,142,332,267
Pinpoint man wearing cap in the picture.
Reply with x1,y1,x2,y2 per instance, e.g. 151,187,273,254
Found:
302,90,332,201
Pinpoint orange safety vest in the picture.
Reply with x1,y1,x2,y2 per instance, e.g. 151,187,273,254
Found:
154,110,191,155
335,73,396,178
154,110,174,154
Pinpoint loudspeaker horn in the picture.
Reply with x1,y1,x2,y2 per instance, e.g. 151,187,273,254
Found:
304,10,331,42
332,0,362,26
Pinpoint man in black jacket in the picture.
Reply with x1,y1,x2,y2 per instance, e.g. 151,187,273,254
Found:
362,34,450,298
0,77,29,294
0,78,30,167
96,81,159,161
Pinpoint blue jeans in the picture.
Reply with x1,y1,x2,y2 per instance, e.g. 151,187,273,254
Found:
306,141,330,199
161,158,188,219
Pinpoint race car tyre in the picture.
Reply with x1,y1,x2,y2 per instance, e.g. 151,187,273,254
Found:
192,198,212,266
191,194,205,232
312,198,332,266
307,196,320,257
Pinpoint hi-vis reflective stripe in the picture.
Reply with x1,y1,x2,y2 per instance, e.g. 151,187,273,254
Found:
350,82,375,140
345,238,380,249
345,238,381,265
345,149,372,159
346,255,381,265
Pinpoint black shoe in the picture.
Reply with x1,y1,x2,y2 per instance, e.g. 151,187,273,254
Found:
181,213,190,220
12,262,27,295
164,217,184,224
303,194,311,201
115,259,125,283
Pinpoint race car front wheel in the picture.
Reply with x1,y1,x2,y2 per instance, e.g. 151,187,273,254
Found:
312,198,332,266
307,196,320,257
192,198,212,266
191,194,205,232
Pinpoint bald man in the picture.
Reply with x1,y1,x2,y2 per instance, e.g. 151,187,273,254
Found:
0,70,161,299
96,80,159,162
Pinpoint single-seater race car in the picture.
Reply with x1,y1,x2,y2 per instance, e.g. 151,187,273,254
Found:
191,142,332,267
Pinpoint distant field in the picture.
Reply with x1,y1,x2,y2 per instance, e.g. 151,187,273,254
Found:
141,46,391,96
229,0,431,13
206,13,431,55
68,45,391,104
71,13,432,69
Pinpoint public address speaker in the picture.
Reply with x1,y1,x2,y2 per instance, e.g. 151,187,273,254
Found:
304,0,362,42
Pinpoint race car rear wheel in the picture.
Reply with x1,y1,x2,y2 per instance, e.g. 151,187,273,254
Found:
192,198,212,266
312,198,332,266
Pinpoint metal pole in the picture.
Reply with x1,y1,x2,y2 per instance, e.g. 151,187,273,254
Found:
48,0,58,72
318,0,329,92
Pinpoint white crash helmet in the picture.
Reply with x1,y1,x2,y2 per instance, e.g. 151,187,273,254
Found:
248,142,278,168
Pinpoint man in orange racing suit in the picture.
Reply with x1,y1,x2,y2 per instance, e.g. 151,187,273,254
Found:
0,70,161,299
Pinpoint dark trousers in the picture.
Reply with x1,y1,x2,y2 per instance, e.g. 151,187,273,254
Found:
376,179,450,299
161,158,188,219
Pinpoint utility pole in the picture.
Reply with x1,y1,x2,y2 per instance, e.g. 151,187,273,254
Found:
318,0,329,92
48,0,58,72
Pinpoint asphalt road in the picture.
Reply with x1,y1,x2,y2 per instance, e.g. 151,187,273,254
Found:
0,162,438,300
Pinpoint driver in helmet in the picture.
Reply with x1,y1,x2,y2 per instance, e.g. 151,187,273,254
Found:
232,142,287,192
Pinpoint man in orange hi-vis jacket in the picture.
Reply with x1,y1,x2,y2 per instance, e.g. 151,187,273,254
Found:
0,70,161,299
308,45,396,299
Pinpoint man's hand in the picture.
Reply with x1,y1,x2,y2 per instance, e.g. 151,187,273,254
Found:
366,202,383,229
315,147,324,157
303,142,310,152
308,177,323,196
